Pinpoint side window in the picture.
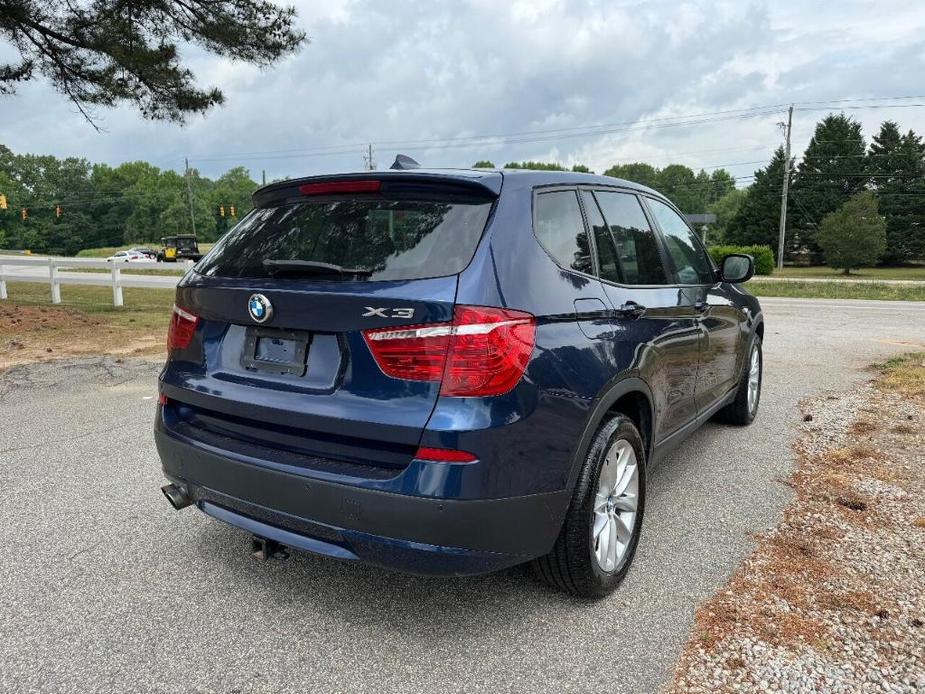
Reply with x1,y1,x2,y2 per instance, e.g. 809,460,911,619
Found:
580,190,620,283
534,190,592,275
594,191,668,285
647,198,714,285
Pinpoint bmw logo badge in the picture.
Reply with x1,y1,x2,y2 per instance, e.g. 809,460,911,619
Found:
248,293,273,323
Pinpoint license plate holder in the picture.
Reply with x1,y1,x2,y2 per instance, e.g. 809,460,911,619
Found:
243,328,310,376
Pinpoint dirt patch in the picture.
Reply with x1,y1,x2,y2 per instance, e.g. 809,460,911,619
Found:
0,304,102,333
0,303,165,369
668,356,925,692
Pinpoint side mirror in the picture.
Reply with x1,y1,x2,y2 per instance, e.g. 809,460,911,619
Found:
720,254,754,283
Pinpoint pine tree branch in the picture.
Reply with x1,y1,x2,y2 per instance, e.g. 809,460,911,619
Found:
0,0,305,125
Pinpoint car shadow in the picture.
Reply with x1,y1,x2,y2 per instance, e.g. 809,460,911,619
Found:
178,416,778,634
187,517,592,635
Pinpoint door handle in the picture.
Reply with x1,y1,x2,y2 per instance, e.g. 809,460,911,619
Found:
614,301,647,319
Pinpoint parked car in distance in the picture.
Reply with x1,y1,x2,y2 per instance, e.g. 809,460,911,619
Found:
155,167,763,597
129,247,158,260
106,250,146,263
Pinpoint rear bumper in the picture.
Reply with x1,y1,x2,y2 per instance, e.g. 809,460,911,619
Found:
155,428,569,576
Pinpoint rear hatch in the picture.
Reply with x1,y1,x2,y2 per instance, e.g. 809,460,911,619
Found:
160,172,501,477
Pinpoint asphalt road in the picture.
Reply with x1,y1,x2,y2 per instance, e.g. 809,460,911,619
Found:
2,297,924,694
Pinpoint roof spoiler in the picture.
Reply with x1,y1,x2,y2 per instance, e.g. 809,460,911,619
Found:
253,171,502,207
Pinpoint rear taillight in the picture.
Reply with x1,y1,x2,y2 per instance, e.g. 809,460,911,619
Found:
363,305,536,397
167,304,199,351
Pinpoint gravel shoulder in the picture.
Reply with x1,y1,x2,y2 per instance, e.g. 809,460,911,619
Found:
668,354,925,693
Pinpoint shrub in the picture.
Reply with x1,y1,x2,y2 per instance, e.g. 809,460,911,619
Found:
707,244,775,275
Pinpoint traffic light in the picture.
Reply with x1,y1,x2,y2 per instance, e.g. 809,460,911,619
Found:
21,207,27,221
55,205,62,218
219,205,225,217
230,205,236,217
0,193,7,210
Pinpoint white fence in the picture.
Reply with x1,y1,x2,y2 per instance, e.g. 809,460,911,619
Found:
0,255,190,306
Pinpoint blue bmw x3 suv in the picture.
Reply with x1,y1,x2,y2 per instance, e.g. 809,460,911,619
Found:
156,166,763,597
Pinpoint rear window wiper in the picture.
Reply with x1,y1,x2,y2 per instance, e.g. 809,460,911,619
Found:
262,259,373,278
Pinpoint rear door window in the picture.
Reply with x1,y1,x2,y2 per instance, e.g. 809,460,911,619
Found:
647,198,715,285
580,190,621,283
594,191,669,285
196,197,493,281
534,190,593,275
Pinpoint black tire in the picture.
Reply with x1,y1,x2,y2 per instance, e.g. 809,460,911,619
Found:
715,335,762,425
532,415,647,598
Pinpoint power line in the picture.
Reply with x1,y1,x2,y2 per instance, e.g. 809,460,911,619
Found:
796,104,925,111
189,108,790,164
185,97,925,165
792,94,925,105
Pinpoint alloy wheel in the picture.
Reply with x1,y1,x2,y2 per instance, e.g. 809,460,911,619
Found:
747,345,760,414
592,439,639,572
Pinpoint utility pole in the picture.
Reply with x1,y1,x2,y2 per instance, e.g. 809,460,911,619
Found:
261,169,266,186
776,104,793,270
364,144,376,171
184,157,197,235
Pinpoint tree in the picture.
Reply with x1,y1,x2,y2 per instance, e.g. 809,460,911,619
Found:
791,114,868,255
656,164,701,213
0,0,305,126
603,162,659,189
472,160,495,168
160,169,217,239
602,162,733,213
707,188,747,244
0,142,264,252
211,167,258,236
816,192,886,274
725,146,793,255
709,169,736,202
0,156,24,247
868,121,925,263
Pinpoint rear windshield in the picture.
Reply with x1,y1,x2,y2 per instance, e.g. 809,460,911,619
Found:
196,198,493,281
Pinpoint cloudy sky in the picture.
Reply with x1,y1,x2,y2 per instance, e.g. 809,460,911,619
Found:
3,0,925,184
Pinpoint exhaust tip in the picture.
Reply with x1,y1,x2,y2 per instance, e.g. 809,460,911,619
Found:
161,483,192,510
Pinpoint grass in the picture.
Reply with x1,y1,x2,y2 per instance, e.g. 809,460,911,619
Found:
773,265,925,281
746,279,925,301
76,245,138,258
872,352,925,397
3,281,173,326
